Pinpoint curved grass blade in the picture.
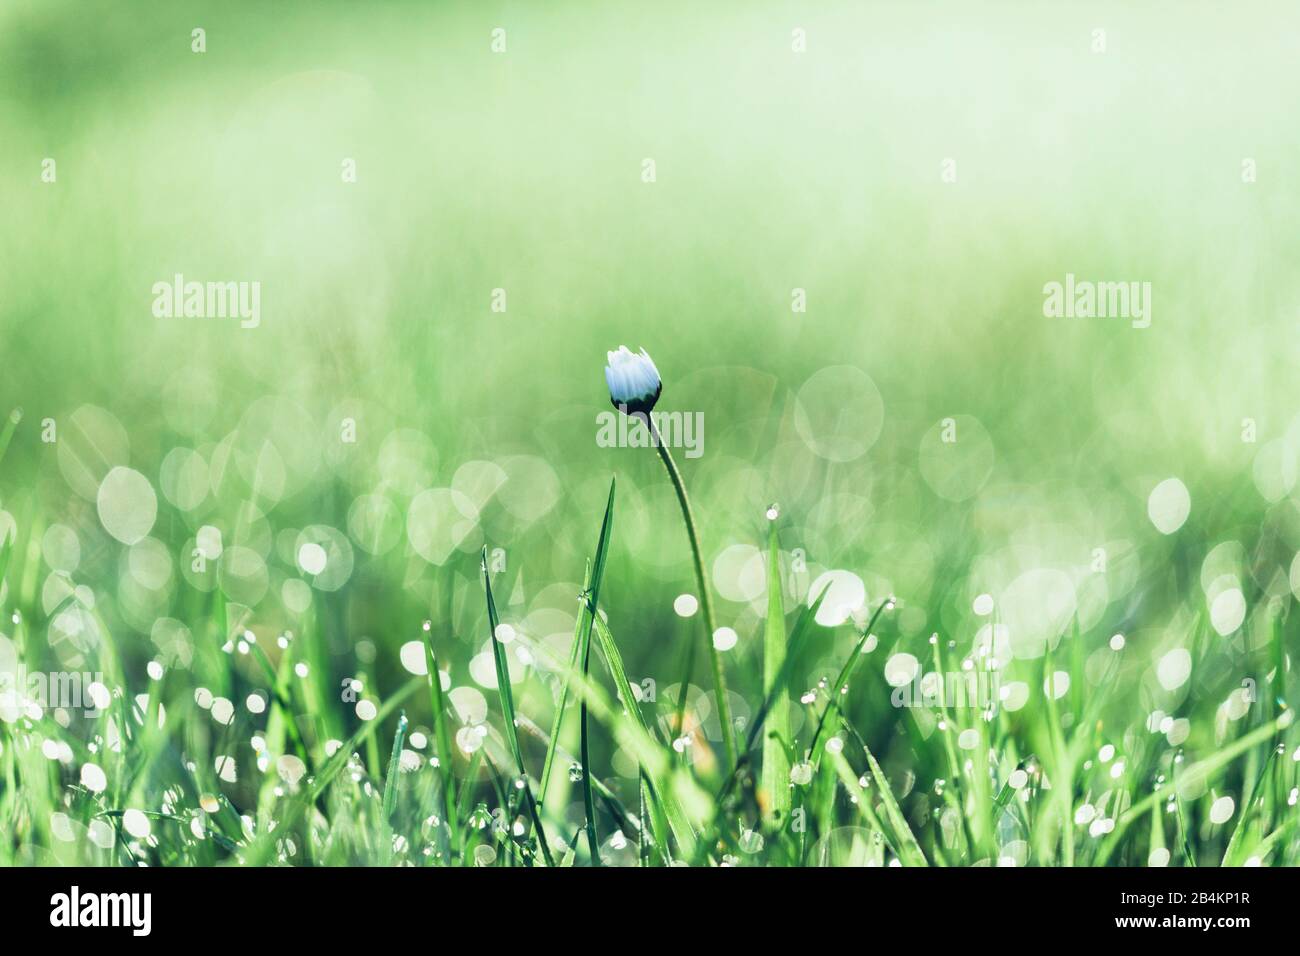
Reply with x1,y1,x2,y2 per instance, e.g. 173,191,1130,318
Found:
382,711,408,823
243,676,422,866
574,478,616,865
423,627,462,860
761,520,790,826
538,560,591,805
859,737,928,866
378,711,409,866
589,611,676,856
808,595,894,762
482,548,555,867
1097,711,1294,865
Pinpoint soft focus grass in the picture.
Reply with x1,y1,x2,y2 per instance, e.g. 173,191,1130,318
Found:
2,0,1300,866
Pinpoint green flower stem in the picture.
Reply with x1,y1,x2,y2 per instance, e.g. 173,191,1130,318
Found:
649,418,737,773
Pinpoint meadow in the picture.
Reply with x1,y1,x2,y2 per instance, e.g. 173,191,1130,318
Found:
2,0,1300,868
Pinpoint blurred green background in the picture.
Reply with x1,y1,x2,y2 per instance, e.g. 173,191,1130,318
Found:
2,0,1300,862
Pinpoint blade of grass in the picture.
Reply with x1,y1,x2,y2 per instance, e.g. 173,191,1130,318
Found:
423,625,462,860
243,676,422,866
574,478,616,865
378,711,408,866
858,737,929,866
589,611,677,856
482,547,555,867
808,595,895,761
761,519,790,827
538,559,591,806
1098,711,1294,865
1222,740,1278,866
382,711,408,823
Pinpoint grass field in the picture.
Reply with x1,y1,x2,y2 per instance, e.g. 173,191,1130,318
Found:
3,0,1300,867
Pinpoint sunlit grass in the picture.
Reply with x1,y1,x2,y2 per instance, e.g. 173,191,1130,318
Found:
3,0,1300,870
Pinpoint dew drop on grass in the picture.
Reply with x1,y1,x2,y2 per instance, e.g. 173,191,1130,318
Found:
88,681,112,711
87,819,114,849
1209,795,1235,824
399,640,428,675
277,755,307,785
80,762,107,793
210,697,235,725
972,593,993,616
808,570,866,626
883,653,919,688
1156,648,1192,691
96,467,158,545
122,809,151,839
790,762,813,786
568,763,584,783
297,542,328,575
1109,633,1125,651
1165,719,1191,746
712,627,738,651
1044,671,1070,700
1148,478,1191,535
50,812,76,842
456,726,483,754
1209,586,1246,636
215,755,237,783
356,700,377,721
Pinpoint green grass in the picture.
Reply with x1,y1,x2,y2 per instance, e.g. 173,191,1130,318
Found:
3,0,1300,869
2,440,1296,868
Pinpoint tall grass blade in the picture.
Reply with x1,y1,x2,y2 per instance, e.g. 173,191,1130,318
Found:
423,628,462,859
574,477,616,864
539,560,591,805
760,520,790,826
482,548,555,867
